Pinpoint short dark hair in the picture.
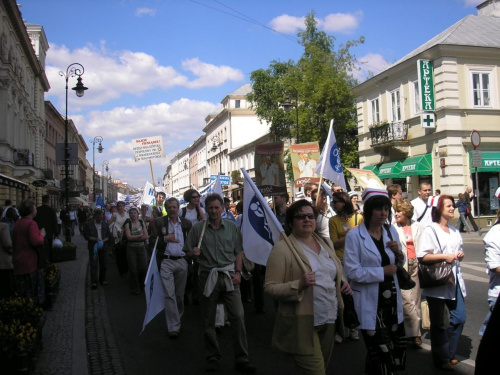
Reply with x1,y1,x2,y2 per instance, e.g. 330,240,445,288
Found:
224,197,231,204
42,195,50,204
165,197,180,207
387,184,401,198
94,209,103,218
363,195,392,230
183,188,199,202
285,199,318,235
19,199,36,217
431,195,455,223
205,194,223,207
4,199,11,206
276,192,289,203
332,191,354,216
156,191,166,198
236,201,243,214
303,183,314,193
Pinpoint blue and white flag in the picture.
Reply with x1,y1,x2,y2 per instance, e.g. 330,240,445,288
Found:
240,168,283,266
141,246,165,334
213,174,223,198
315,120,347,190
141,181,156,206
95,194,105,208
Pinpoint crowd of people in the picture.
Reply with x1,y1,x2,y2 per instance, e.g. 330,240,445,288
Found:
1,180,499,374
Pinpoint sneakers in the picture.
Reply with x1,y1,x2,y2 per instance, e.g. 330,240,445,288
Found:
335,333,343,344
234,361,256,374
349,329,360,341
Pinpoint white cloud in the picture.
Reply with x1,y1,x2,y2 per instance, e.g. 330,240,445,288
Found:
463,0,483,6
135,8,156,17
269,15,306,34
354,53,392,82
269,12,362,34
45,43,242,108
182,58,245,88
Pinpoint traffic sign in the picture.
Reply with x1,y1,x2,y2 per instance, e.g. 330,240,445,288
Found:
210,175,230,185
470,130,481,148
472,150,482,168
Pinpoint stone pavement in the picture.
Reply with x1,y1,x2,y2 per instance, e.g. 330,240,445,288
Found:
32,231,123,375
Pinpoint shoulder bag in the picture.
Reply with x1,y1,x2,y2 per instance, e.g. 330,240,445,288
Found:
341,280,360,329
417,226,455,288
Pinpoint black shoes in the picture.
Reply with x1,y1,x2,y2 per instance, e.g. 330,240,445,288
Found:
234,361,256,374
91,283,97,290
206,359,219,372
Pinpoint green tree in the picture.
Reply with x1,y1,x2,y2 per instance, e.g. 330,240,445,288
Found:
247,11,364,174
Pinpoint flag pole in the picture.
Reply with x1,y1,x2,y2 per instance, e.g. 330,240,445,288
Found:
150,160,156,191
315,119,333,207
241,167,308,273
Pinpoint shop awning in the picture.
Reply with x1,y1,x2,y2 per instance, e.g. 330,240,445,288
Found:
469,151,500,172
362,165,380,175
377,161,402,179
400,154,432,176
0,173,29,191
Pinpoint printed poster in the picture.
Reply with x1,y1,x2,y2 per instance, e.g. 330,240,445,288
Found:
254,142,287,196
290,142,320,188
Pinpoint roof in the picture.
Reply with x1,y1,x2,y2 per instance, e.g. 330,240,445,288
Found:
390,15,500,68
228,83,252,96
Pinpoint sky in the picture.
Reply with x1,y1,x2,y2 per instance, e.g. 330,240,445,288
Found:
18,0,484,190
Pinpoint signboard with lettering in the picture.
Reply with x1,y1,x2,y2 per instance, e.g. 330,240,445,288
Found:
56,143,79,165
418,60,435,111
132,136,165,162
472,150,482,168
210,175,231,185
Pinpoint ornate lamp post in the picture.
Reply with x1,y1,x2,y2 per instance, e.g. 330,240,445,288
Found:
59,63,88,242
91,136,104,204
282,87,300,143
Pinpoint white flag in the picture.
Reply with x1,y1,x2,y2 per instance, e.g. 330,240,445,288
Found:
240,168,283,266
141,181,156,206
315,120,347,190
213,174,223,198
141,246,165,334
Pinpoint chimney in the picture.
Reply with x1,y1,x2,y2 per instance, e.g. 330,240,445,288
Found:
477,0,500,17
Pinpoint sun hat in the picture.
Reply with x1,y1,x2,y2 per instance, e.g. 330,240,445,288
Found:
361,188,389,202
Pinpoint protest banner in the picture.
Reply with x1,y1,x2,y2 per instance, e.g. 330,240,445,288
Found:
290,142,321,188
254,142,287,196
347,168,386,189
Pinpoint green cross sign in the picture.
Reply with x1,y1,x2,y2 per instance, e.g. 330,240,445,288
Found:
421,112,436,128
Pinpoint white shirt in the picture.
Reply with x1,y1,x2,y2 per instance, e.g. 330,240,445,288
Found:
411,197,432,226
416,223,466,299
484,224,500,299
299,241,338,325
183,206,205,225
263,162,279,186
165,217,185,257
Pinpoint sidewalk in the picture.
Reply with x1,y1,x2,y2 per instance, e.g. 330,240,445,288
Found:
32,232,123,375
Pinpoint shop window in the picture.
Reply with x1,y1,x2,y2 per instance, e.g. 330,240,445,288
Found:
370,98,380,125
472,172,499,216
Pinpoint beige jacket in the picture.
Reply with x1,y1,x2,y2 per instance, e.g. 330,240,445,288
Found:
265,233,346,355
394,221,422,269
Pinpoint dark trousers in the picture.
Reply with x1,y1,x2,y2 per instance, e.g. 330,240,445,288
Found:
88,244,107,285
459,211,478,232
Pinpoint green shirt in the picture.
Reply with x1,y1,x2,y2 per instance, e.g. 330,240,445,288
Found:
183,219,243,269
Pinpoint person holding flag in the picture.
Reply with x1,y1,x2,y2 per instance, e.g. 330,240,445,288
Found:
183,193,256,374
265,199,352,374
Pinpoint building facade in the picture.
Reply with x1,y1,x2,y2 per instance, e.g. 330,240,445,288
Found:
354,0,500,224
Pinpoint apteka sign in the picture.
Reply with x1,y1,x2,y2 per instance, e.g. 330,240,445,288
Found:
132,136,165,162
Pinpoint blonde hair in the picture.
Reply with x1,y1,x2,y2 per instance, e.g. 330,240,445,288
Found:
394,199,414,219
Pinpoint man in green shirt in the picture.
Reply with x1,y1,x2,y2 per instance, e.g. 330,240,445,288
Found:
184,194,256,374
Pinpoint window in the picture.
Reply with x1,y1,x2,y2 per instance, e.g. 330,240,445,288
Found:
391,89,401,122
472,72,490,107
413,81,421,115
370,98,380,124
235,99,240,108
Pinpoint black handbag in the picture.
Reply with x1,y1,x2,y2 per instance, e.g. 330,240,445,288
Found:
341,281,360,329
396,265,416,290
417,227,455,288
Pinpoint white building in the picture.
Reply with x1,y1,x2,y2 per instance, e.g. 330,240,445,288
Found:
353,0,500,224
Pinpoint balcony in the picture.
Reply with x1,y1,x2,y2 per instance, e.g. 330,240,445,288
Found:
369,121,409,147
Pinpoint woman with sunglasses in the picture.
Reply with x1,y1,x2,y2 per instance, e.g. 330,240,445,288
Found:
265,200,351,374
343,188,406,375
182,189,205,225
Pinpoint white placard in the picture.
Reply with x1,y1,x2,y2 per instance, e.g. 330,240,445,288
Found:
472,150,482,168
132,136,165,162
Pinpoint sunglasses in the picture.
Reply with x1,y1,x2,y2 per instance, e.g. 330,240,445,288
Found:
294,214,315,220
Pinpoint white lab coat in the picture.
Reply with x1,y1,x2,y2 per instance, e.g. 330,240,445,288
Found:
344,223,404,330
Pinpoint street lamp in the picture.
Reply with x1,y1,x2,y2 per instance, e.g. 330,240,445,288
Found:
59,63,88,243
282,87,300,143
101,160,109,202
91,136,104,204
211,135,223,175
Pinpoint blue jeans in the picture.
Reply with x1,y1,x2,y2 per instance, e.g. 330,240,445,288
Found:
454,212,471,232
427,286,466,366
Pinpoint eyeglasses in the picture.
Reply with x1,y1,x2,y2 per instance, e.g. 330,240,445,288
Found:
191,196,200,199
294,214,315,220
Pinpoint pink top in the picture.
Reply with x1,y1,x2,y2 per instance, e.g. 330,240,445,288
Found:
12,217,45,275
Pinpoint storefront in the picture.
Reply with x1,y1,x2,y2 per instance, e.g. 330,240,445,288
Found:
469,151,500,216
0,173,30,203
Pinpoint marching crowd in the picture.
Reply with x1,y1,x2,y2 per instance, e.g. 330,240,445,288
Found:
1,180,499,374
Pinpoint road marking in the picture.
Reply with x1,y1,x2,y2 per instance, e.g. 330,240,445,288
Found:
460,263,488,273
462,273,489,283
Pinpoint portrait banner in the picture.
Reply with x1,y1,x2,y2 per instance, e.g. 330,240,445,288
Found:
290,142,320,188
347,168,386,190
254,142,287,196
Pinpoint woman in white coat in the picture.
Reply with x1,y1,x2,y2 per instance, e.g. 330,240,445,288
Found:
393,199,423,348
416,195,466,371
344,188,406,375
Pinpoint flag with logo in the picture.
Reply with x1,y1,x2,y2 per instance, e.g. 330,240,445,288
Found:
141,181,156,206
240,168,283,266
141,245,165,334
315,120,347,190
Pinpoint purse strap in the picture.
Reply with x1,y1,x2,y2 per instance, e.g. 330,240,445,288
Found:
428,226,442,253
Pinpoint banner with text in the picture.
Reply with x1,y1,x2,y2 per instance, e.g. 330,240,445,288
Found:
254,142,287,196
132,136,165,162
290,142,320,188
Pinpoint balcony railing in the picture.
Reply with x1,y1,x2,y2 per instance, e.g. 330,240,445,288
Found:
369,122,409,146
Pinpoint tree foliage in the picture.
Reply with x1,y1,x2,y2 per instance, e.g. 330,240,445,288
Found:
247,11,364,172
